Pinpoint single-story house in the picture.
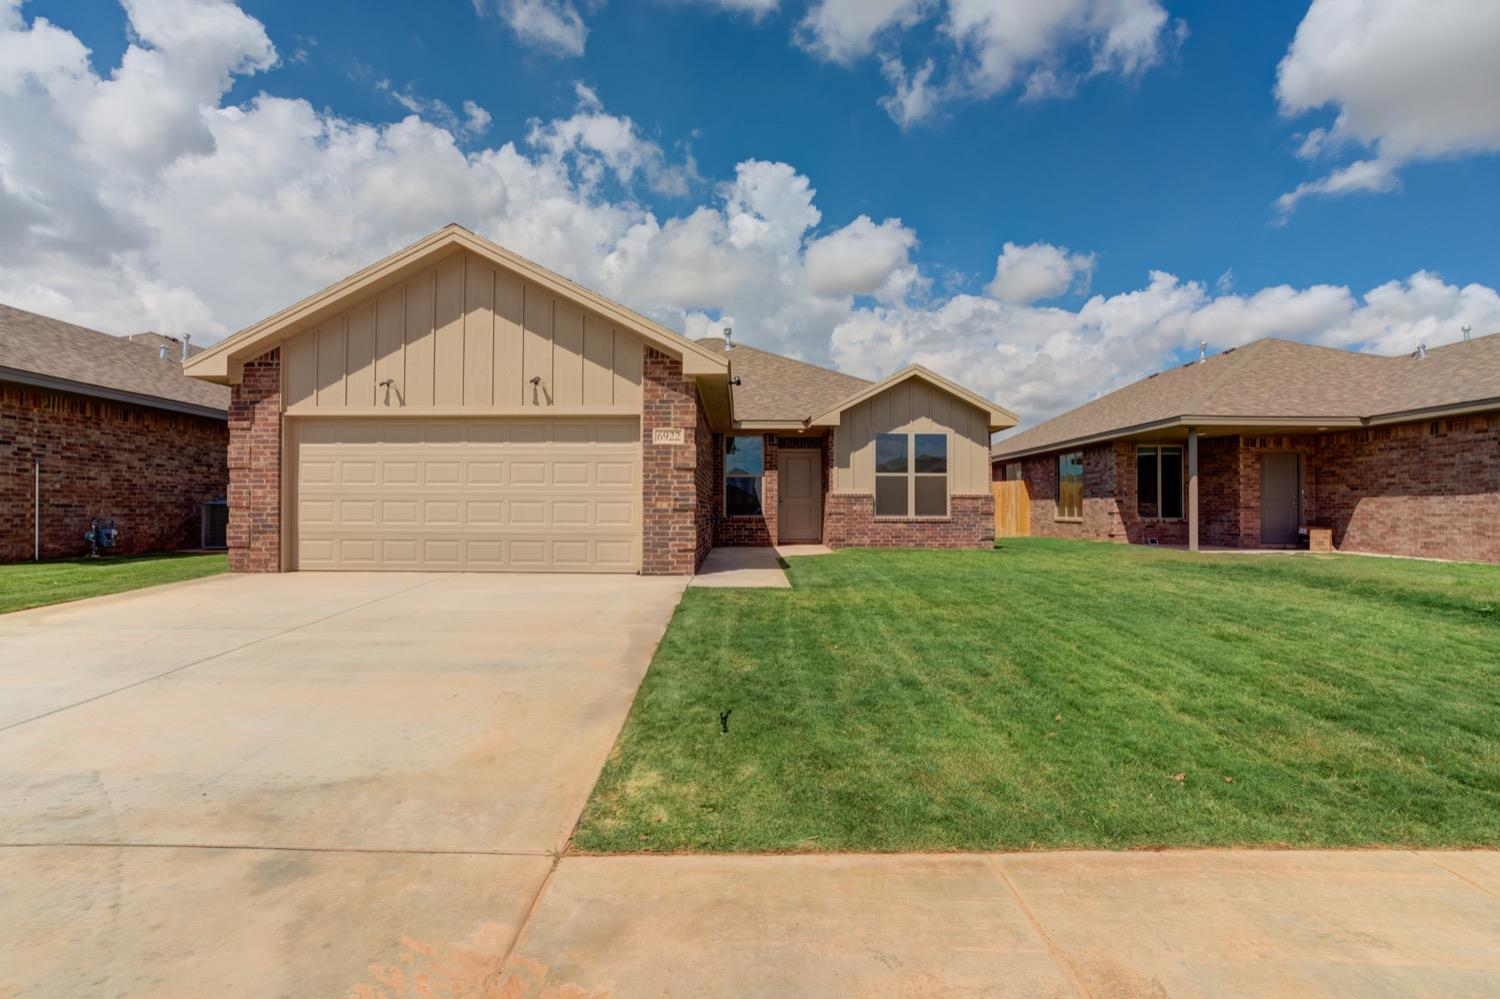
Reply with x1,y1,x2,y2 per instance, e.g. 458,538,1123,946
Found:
991,334,1500,564
1,304,229,562
184,225,1015,574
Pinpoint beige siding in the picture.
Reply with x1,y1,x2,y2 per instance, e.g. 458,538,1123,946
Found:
281,250,645,414
835,380,992,494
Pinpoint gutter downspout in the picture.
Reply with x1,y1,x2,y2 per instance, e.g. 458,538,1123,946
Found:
34,459,40,562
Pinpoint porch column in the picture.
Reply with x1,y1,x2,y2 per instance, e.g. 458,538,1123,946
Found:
1188,427,1200,552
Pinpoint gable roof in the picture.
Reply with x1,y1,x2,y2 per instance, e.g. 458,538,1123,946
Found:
992,333,1500,460
0,303,228,418
695,337,871,424
694,339,1017,430
809,364,1018,431
186,225,729,384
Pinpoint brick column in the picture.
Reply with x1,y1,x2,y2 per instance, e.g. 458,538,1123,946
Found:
227,349,282,572
641,347,704,574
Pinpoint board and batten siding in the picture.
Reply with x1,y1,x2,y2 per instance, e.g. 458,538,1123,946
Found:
834,380,992,494
281,251,644,414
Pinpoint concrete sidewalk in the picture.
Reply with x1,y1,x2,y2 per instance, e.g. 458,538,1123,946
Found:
491,850,1500,997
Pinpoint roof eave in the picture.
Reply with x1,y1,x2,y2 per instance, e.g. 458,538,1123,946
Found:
1,366,227,420
990,414,1368,461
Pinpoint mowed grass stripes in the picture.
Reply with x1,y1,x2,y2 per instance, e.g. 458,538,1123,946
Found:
576,539,1500,852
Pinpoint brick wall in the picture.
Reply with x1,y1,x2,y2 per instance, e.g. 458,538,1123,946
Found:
641,347,708,574
693,394,715,568
1019,444,1127,541
1017,437,1251,547
1,381,227,562
1008,419,1500,564
1314,414,1500,563
226,349,282,572
825,492,994,548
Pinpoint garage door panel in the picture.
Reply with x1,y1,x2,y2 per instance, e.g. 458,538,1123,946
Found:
293,418,640,572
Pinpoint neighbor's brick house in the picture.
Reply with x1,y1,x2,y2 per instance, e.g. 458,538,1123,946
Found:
185,225,1012,575
992,336,1500,564
1,304,229,562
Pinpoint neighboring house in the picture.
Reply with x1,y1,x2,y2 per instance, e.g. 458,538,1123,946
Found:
184,225,1015,574
991,335,1500,564
0,304,230,562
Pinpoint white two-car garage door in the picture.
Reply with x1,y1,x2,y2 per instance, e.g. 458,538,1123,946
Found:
291,418,640,571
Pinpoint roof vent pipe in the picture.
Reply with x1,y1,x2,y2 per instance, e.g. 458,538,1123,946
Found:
1462,324,1472,342
1198,340,1208,364
181,334,191,362
723,326,733,351
159,345,170,360
1414,342,1428,359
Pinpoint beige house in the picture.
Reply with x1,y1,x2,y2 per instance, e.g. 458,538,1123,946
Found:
185,225,1015,574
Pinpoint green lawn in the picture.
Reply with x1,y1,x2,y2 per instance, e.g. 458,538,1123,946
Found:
576,539,1500,853
0,552,228,614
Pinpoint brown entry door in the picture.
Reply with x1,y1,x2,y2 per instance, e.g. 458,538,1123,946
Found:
1260,452,1301,546
778,449,823,542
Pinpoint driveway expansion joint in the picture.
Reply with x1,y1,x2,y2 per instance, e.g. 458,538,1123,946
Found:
984,854,1095,999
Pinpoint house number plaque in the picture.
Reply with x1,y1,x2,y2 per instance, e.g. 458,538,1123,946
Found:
652,427,687,446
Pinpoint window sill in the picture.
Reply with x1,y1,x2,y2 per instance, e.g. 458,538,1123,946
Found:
874,516,952,523
725,514,766,520
1137,516,1185,523
1054,517,1083,523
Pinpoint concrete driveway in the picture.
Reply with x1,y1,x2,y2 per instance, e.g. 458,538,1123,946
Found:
0,570,685,998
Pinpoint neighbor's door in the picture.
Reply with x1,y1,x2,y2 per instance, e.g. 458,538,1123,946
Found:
1260,452,1301,546
778,449,822,542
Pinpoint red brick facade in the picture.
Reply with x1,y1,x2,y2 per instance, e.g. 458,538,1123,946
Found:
226,349,282,572
1007,411,1500,563
1315,414,1500,563
641,347,710,575
824,492,995,548
1,381,227,562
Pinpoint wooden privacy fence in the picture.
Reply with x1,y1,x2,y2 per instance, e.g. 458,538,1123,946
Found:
992,480,1031,538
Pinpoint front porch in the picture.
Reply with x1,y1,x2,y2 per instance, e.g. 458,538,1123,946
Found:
1014,430,1329,553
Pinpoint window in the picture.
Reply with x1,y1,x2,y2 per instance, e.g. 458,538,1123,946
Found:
874,433,949,517
724,435,764,517
1057,451,1083,520
1003,462,1022,482
874,433,908,516
1136,445,1184,519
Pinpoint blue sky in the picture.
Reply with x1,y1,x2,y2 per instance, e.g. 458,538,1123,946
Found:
5,0,1500,426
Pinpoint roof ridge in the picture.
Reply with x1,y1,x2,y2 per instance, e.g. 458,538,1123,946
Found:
699,338,874,386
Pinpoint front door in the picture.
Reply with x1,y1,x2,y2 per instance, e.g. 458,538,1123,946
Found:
778,449,822,542
1260,452,1301,546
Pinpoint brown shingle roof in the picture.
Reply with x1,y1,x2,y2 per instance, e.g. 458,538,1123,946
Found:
0,303,228,417
695,337,871,423
993,333,1500,459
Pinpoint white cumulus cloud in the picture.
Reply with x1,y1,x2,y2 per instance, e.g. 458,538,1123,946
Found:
986,241,1094,304
1275,0,1500,216
801,0,1181,126
2,0,1496,435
